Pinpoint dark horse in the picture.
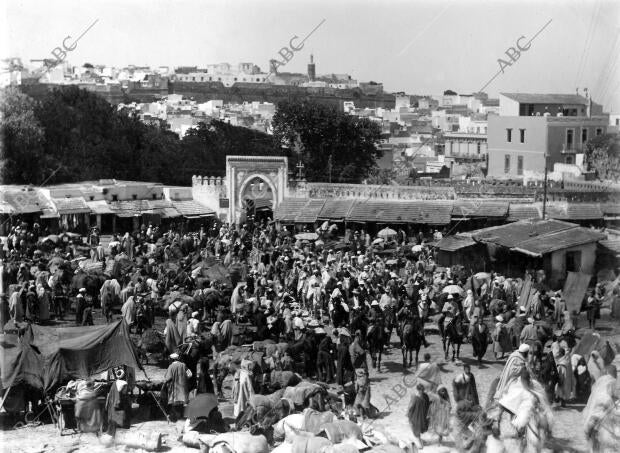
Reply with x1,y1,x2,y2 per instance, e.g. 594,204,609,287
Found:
383,305,398,348
400,318,425,368
439,314,466,361
330,298,348,329
367,319,385,371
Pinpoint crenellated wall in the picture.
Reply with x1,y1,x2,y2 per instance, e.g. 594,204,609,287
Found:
192,175,228,218
290,182,457,200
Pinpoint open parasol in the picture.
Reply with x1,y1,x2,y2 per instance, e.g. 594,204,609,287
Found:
295,232,319,241
372,238,385,245
377,227,397,239
442,285,465,296
411,244,423,253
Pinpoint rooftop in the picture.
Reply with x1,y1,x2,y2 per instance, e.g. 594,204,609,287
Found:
468,219,605,256
500,93,589,105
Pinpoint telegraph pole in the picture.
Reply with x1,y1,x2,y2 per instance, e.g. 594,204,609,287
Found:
328,153,333,183
542,150,548,219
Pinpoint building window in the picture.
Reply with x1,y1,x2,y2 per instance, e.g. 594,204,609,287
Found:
192,77,195,81
566,155,574,164
506,128,512,142
209,77,212,81
450,142,454,154
566,250,581,272
89,196,94,201
504,155,511,173
132,194,137,200
566,129,574,150
152,193,157,200
596,128,603,136
616,119,619,126
582,128,588,144
519,129,525,143
112,194,118,201
477,142,481,154
517,156,524,175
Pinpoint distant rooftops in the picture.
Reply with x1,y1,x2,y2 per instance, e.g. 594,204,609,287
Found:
500,93,589,105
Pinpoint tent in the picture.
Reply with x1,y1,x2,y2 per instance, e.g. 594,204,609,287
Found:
0,333,44,391
0,333,45,412
22,320,143,393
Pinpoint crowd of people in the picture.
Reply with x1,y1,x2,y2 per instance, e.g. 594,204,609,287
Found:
1,216,619,452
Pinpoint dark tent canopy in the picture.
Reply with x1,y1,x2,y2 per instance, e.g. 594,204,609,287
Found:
22,320,142,392
0,333,44,391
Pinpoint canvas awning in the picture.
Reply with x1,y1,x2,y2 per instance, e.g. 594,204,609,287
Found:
562,272,591,313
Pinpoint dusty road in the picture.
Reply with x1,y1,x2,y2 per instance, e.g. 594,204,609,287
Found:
2,309,619,453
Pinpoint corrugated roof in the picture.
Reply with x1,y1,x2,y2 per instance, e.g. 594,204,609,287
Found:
546,203,603,220
295,199,326,223
507,204,541,221
171,200,214,216
501,93,588,105
160,207,181,218
274,198,309,222
2,190,46,213
452,200,508,218
436,235,477,252
254,198,273,210
108,200,151,216
515,228,605,256
599,240,620,255
347,200,453,224
471,219,603,256
318,199,355,220
52,197,91,214
86,200,114,215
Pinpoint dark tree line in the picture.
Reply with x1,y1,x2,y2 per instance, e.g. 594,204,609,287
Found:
1,86,382,186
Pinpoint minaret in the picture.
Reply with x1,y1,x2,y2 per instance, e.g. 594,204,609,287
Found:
307,54,316,81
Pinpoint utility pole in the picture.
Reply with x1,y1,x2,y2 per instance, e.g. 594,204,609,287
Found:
328,153,333,183
542,150,548,219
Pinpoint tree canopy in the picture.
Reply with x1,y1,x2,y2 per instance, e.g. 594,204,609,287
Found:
271,100,382,183
1,88,384,187
584,133,620,182
0,86,281,186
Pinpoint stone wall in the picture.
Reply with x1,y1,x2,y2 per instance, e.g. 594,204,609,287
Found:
290,181,456,200
191,175,227,217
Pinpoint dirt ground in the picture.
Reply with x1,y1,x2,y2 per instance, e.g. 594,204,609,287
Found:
1,308,619,453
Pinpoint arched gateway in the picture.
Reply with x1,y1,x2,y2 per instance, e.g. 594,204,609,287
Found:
226,156,288,224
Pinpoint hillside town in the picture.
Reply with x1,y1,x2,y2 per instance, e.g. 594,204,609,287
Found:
1,2,620,453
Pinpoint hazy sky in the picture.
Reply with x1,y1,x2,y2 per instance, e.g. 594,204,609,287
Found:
3,0,619,110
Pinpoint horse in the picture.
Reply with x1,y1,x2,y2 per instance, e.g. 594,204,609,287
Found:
330,298,348,329
383,305,398,347
400,318,424,368
367,319,385,372
439,314,466,361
